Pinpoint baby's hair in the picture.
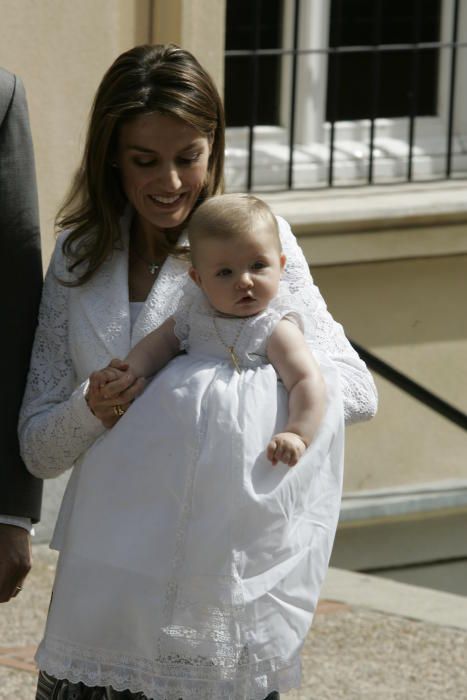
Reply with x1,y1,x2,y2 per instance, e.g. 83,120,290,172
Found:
187,194,281,265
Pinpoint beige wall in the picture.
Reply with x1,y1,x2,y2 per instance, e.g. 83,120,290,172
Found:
152,0,226,92
0,0,225,263
0,0,152,262
313,255,467,492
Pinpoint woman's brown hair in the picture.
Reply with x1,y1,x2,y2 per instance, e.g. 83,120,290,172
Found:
58,44,225,285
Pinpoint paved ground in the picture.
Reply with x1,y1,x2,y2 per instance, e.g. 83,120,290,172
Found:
1,545,467,699
33,472,69,545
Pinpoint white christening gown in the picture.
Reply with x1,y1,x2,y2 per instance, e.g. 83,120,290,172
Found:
36,289,345,700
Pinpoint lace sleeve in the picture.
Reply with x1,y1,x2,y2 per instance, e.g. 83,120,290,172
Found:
18,238,106,479
277,216,378,424
172,278,200,351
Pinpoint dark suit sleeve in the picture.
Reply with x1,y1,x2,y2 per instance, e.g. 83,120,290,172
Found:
0,70,43,522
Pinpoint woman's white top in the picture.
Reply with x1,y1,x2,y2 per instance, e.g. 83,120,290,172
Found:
129,301,144,328
35,290,345,699
18,209,377,550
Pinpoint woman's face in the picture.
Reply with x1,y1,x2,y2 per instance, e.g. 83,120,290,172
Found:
116,112,211,238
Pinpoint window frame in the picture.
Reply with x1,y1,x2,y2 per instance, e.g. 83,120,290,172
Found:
225,0,467,189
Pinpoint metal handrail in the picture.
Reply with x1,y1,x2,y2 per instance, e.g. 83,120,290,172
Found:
351,341,467,431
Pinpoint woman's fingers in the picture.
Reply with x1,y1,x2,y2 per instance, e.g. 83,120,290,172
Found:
91,367,139,400
113,376,146,404
97,397,135,428
100,405,129,428
89,368,120,392
108,358,129,371
89,359,129,394
101,372,137,399
87,361,146,428
92,380,145,426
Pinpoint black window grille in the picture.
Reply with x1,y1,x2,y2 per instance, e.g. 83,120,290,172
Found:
326,0,441,121
224,0,464,190
224,0,283,127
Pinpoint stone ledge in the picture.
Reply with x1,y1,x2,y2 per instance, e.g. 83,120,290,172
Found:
296,222,467,265
262,179,467,235
340,479,467,522
322,567,467,630
260,180,467,264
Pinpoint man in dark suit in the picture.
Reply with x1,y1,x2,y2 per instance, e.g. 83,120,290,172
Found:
0,68,43,602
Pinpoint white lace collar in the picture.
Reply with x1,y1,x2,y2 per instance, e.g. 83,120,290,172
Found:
73,208,190,355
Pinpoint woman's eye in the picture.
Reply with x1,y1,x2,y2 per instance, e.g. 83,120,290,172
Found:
133,159,156,168
178,152,201,165
217,268,232,277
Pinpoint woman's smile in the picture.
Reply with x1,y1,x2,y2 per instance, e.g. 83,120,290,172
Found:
147,192,186,210
148,193,184,205
117,112,211,248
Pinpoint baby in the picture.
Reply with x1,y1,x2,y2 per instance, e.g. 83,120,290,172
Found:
101,193,326,466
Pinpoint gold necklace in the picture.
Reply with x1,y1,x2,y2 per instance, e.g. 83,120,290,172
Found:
212,316,246,373
131,242,165,275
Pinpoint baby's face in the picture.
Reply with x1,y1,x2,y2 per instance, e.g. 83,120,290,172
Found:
189,222,286,317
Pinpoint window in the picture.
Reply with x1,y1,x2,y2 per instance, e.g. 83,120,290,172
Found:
326,0,441,121
224,0,467,190
225,0,283,126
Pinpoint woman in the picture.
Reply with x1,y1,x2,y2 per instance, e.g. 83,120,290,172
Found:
19,44,377,699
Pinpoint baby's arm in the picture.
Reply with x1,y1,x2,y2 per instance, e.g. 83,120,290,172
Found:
99,318,180,400
125,318,180,378
266,319,327,466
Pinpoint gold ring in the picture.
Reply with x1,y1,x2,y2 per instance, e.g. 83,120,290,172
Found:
113,405,126,417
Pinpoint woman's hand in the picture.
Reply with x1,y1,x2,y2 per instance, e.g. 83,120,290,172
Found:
86,358,146,429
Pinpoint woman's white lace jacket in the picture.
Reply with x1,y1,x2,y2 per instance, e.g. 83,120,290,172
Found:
19,214,377,481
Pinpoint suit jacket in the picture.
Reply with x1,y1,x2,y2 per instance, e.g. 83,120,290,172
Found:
0,68,43,522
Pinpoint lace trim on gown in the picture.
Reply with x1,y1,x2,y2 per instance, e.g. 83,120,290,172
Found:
36,635,302,700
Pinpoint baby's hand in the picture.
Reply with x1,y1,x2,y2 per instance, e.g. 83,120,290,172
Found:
267,432,307,467
86,359,146,428
88,360,126,397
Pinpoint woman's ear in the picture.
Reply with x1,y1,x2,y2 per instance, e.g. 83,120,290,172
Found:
189,267,202,287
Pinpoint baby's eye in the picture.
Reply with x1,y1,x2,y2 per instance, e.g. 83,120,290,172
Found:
216,268,232,277
251,261,267,270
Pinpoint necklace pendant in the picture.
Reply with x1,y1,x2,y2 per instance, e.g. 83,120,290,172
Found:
148,263,159,275
228,346,241,374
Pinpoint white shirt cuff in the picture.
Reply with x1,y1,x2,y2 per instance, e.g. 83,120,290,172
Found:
0,515,34,533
